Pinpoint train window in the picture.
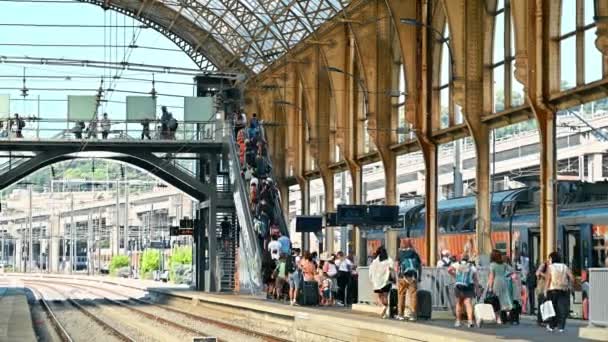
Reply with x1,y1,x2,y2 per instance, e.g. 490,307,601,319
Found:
448,210,464,232
495,242,507,253
438,212,450,233
460,209,475,232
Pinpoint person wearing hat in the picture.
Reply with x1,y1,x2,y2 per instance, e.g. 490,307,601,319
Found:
437,250,453,268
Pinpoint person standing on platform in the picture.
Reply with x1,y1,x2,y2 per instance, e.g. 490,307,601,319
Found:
86,118,98,139
12,113,24,138
544,252,574,333
395,239,422,321
369,246,394,319
160,106,171,139
448,254,478,328
287,248,301,306
437,249,453,268
100,113,111,139
487,250,512,325
141,118,151,140
535,261,549,325
72,121,85,139
335,251,353,306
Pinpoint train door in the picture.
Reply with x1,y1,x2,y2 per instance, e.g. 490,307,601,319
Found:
562,225,583,277
527,228,541,268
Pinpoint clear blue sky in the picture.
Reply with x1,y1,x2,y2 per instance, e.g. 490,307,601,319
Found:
0,1,199,137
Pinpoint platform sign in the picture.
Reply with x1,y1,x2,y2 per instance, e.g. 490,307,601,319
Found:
337,205,367,225
170,226,194,236
0,95,9,119
68,95,98,121
126,96,156,121
184,96,214,122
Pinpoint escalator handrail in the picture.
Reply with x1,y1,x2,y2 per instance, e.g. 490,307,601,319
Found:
225,122,262,294
258,124,289,238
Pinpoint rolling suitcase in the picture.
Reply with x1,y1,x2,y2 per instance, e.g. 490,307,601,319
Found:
299,281,319,306
416,289,432,320
474,303,496,327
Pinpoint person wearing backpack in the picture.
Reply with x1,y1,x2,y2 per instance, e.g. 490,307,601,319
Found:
544,252,574,333
448,254,478,328
12,113,25,138
394,239,422,321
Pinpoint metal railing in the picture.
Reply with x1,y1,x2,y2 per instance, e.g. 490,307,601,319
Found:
589,268,608,326
226,122,262,294
0,117,219,142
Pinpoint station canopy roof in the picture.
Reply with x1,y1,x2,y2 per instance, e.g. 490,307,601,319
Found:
162,0,351,73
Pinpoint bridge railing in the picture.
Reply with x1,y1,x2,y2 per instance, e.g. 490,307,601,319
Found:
0,117,220,142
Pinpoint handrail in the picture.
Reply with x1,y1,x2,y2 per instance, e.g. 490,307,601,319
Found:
225,122,262,294
259,124,289,238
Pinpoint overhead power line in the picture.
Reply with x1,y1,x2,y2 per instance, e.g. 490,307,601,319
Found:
0,23,149,28
0,43,181,52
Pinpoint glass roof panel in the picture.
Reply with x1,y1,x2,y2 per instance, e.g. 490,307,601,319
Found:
157,0,350,72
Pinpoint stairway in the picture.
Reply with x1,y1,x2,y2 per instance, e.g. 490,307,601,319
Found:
215,210,239,292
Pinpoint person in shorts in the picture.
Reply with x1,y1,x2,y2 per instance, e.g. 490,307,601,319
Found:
448,254,478,328
288,249,301,306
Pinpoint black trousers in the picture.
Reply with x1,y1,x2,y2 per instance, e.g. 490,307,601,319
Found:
528,285,536,314
547,289,570,330
102,131,109,139
337,271,350,303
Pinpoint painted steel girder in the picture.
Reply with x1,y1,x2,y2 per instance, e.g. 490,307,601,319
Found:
320,24,350,155
385,0,420,128
79,0,251,73
442,0,492,258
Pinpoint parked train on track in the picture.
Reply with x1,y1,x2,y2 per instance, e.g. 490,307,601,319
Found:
366,181,608,276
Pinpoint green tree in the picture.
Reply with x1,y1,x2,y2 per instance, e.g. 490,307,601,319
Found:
109,255,129,276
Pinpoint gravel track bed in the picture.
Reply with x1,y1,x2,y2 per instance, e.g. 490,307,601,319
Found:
66,282,265,342
35,282,195,342
27,283,124,342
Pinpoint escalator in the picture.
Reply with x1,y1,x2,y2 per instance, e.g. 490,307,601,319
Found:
226,128,263,294
225,123,290,294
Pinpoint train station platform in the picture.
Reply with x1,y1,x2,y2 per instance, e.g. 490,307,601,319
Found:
3,273,601,342
0,278,37,342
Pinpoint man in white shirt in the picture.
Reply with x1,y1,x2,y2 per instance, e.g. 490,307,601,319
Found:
267,235,282,261
100,113,111,139
335,251,353,305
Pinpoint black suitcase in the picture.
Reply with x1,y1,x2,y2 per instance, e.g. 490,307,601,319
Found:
388,287,398,318
299,281,319,306
416,289,432,320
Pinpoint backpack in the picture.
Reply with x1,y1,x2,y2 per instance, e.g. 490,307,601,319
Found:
168,118,178,130
286,255,297,273
455,263,474,286
18,119,25,129
399,250,420,278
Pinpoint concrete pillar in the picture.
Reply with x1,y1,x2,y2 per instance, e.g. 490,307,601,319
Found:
50,216,60,273
593,153,603,182
322,171,335,254
537,111,558,261
207,154,218,292
422,141,438,266
299,179,310,251
15,238,22,272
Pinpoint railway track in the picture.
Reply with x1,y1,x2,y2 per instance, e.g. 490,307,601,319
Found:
27,283,135,342
25,278,290,342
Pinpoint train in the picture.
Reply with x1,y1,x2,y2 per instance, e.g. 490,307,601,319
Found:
365,180,608,276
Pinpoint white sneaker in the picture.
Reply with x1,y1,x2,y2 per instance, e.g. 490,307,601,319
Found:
558,329,565,333
395,315,405,321
547,326,554,332
454,321,461,327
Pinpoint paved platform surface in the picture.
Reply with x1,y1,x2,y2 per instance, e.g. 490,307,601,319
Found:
0,278,37,342
3,273,600,341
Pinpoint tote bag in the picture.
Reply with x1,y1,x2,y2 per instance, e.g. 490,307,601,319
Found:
541,300,556,321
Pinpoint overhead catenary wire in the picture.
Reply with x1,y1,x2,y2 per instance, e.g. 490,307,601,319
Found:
0,43,182,52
